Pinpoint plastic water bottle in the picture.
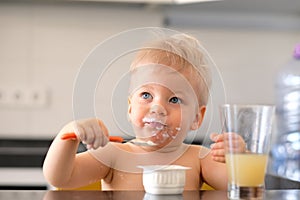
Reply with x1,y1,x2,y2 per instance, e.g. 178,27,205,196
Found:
271,44,300,182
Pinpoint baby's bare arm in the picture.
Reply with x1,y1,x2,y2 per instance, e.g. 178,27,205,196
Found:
43,119,110,189
200,152,228,190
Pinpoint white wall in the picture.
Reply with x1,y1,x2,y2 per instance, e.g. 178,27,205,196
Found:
0,2,163,138
179,29,300,142
0,1,299,141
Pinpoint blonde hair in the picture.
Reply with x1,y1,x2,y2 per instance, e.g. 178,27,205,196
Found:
130,33,212,106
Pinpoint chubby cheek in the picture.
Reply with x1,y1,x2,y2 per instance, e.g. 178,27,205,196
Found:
128,104,146,128
169,110,182,129
181,108,198,130
165,109,191,137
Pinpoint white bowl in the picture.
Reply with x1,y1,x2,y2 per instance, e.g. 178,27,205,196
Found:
138,165,190,195
143,193,183,200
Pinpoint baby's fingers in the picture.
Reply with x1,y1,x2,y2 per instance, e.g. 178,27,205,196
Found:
210,133,218,141
212,155,226,163
210,149,226,163
84,127,96,145
210,141,225,150
91,124,108,149
224,133,246,153
210,133,225,142
74,126,86,141
211,148,225,156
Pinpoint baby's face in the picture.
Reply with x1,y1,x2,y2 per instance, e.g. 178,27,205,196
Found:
128,64,205,148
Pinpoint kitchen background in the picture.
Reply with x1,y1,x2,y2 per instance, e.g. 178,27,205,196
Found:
0,0,299,189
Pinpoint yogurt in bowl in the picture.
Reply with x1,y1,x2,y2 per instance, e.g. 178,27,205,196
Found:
138,165,191,195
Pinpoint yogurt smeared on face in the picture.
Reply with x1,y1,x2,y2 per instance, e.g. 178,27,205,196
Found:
141,116,181,143
142,117,166,130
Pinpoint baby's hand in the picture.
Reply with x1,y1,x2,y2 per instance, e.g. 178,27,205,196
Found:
210,132,246,163
71,118,109,150
210,133,226,163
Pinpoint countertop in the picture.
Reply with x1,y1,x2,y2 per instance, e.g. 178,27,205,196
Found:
0,190,299,200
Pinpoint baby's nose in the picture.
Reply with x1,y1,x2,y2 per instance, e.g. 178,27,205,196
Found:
150,104,167,116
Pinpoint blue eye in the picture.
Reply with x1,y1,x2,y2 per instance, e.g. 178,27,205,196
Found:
141,92,152,99
169,97,182,104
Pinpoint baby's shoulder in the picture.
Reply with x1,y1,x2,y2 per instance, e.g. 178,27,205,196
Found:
185,144,209,151
183,144,210,158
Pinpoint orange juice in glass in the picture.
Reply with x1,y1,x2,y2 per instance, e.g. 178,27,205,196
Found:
220,104,274,200
226,153,268,186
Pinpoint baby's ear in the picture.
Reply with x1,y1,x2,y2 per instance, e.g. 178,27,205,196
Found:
127,97,132,121
190,106,206,130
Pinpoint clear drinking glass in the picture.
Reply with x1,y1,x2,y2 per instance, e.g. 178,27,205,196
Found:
220,104,275,200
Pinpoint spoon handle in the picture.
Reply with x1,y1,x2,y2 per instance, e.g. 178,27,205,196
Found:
61,132,124,143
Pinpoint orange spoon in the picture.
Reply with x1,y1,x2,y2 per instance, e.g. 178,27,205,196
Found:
61,132,124,143
61,133,159,147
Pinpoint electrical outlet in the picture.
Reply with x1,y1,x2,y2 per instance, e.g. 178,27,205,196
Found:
0,87,9,106
0,86,49,108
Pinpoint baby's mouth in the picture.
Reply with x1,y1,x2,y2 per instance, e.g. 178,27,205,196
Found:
137,117,181,147
142,117,167,130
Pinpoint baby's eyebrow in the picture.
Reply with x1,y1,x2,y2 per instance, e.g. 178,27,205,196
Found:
171,91,184,96
169,92,191,100
141,85,155,90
